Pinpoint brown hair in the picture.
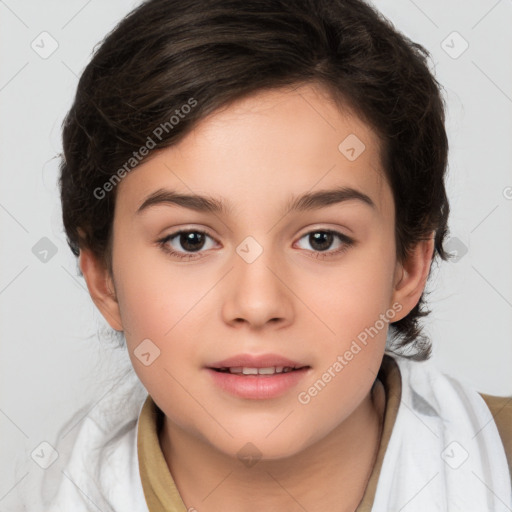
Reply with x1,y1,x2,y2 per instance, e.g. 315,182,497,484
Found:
59,0,450,360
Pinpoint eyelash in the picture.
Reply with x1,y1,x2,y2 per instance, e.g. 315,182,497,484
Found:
157,228,354,261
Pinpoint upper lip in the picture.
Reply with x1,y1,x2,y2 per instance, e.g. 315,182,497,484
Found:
207,353,309,369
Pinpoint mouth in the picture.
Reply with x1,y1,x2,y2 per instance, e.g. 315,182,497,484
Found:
210,365,309,375
205,354,311,399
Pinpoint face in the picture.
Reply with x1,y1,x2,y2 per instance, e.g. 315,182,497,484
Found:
96,83,410,459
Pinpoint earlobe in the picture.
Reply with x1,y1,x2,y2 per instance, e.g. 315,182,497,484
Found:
391,234,435,321
79,248,124,331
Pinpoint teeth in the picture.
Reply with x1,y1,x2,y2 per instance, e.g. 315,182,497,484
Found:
218,366,299,375
258,367,276,375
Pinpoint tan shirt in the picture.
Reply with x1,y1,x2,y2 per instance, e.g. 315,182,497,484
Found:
137,355,512,511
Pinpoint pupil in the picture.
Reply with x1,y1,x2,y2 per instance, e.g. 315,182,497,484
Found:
310,232,332,251
181,232,205,252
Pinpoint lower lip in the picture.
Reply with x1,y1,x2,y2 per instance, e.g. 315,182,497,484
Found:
206,368,310,400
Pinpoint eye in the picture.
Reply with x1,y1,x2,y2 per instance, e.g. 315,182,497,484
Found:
157,228,354,261
295,229,354,259
157,229,217,260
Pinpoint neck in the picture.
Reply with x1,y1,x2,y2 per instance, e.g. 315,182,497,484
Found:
160,379,385,512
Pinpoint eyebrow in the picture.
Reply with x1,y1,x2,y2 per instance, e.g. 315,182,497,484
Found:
136,186,376,216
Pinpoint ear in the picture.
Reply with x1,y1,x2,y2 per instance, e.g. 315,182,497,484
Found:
390,233,435,322
79,248,123,331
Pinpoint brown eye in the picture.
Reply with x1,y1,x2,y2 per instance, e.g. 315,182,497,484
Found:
308,231,334,251
158,229,217,260
177,231,207,252
295,230,354,259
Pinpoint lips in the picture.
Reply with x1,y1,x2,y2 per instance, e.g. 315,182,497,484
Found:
206,353,311,399
207,354,309,375
214,366,302,375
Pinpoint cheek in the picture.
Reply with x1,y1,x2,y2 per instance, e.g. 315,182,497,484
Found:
113,246,202,337
292,261,393,439
112,249,211,384
303,246,396,340
293,245,394,411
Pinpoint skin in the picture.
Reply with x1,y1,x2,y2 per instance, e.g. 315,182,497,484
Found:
80,83,434,511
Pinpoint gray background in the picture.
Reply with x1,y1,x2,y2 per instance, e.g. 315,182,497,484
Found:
1,0,511,506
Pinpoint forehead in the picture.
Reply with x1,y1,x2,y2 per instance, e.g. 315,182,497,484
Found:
116,83,392,222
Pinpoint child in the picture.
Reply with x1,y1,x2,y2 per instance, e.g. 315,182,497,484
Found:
25,0,512,510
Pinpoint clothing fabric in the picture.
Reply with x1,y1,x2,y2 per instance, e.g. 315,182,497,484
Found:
371,355,512,511
14,354,512,511
14,369,150,512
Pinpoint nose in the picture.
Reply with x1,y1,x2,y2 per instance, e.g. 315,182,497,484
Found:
221,245,294,330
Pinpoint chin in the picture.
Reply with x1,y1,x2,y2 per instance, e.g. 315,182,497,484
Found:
212,428,317,464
